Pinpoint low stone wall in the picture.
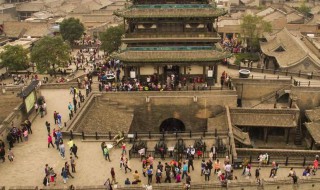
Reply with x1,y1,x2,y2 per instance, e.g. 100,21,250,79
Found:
5,177,320,190
1,85,24,92
237,148,320,157
8,187,37,190
236,148,319,166
40,82,79,89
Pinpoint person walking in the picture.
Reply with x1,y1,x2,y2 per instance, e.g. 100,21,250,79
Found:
67,139,74,151
147,166,153,185
186,172,191,187
121,143,126,155
255,168,260,184
6,133,14,149
313,156,319,174
101,142,105,156
40,106,45,118
0,147,5,162
65,161,74,178
73,97,77,113
43,102,47,115
54,137,60,151
104,146,111,162
164,163,171,183
35,103,39,113
57,113,62,128
68,102,73,116
49,167,56,186
7,148,14,162
182,162,188,179
59,141,66,159
48,134,55,148
110,167,118,184
188,157,194,172
54,111,58,125
155,169,162,183
25,119,32,134
45,121,51,133
204,166,210,181
70,156,76,173
43,174,50,186
214,159,220,174
61,167,68,184
71,144,78,159
120,154,124,170
124,158,132,173
16,127,23,143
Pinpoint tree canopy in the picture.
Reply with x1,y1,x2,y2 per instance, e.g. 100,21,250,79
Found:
241,14,272,52
0,45,29,71
99,25,125,54
60,17,85,44
31,36,70,74
297,2,311,17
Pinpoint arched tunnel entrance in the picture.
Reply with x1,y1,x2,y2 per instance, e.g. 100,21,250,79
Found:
159,118,186,132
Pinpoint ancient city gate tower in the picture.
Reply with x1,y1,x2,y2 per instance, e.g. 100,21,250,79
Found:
113,0,230,84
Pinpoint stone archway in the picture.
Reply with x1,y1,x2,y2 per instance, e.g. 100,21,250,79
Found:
159,118,185,132
277,93,290,103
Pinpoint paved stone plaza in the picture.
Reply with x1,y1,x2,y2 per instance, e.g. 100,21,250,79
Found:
0,77,315,188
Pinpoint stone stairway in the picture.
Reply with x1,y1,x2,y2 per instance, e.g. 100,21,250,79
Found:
294,124,303,145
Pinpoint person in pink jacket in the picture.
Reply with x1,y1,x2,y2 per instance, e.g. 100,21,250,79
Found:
48,134,55,148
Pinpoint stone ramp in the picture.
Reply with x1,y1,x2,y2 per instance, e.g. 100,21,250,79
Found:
207,112,228,131
75,96,133,134
232,125,251,146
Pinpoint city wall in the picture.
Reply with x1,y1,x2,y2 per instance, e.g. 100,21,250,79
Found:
100,91,237,132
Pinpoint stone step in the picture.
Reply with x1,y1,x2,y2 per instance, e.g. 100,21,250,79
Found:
108,101,119,105
126,108,134,112
100,97,110,101
118,105,127,109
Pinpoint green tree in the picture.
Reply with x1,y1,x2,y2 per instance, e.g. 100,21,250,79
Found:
31,36,70,75
241,14,272,52
99,25,125,54
0,45,29,72
60,17,85,45
297,2,311,17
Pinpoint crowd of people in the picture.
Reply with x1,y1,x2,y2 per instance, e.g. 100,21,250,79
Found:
43,137,78,186
221,37,243,53
42,83,84,187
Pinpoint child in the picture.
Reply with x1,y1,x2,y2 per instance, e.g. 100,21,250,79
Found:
176,172,181,183
142,165,147,177
8,148,14,162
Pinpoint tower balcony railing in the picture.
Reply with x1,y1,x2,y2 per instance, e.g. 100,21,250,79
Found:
124,32,220,39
